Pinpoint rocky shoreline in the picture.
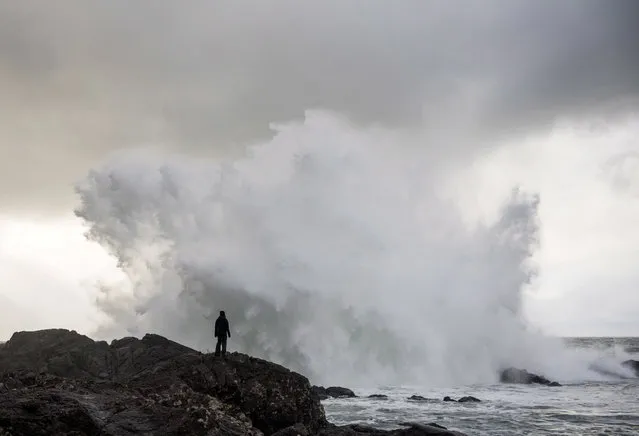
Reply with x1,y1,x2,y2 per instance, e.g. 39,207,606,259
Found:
2,329,635,435
0,329,469,435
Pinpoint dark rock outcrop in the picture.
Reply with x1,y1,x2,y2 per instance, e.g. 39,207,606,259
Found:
0,329,325,435
312,385,357,399
622,359,639,376
367,394,388,399
439,395,481,403
499,367,561,386
457,396,480,403
312,385,330,400
0,329,467,436
325,386,357,398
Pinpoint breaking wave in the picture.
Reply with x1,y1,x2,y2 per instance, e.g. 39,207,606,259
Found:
74,111,629,386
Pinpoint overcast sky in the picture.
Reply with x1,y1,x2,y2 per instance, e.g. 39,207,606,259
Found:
1,0,638,339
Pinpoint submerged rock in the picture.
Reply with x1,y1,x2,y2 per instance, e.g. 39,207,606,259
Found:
499,367,561,386
319,422,468,435
0,329,467,435
367,394,388,399
622,359,639,376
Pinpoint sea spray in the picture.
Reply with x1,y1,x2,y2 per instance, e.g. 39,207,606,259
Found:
75,111,604,386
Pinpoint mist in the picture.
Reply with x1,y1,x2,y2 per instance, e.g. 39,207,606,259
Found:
75,111,620,386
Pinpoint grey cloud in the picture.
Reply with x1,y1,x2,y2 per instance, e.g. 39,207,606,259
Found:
1,0,638,213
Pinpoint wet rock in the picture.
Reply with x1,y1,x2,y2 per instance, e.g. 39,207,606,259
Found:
443,396,455,402
312,385,356,399
622,359,639,376
318,422,468,435
326,386,357,398
407,395,429,401
457,396,480,403
367,394,388,399
400,422,468,435
499,367,561,386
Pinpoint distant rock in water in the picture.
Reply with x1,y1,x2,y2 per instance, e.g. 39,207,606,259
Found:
312,385,357,399
622,359,639,376
367,394,388,399
458,396,481,403
442,395,480,403
499,367,561,386
407,395,431,401
0,329,465,435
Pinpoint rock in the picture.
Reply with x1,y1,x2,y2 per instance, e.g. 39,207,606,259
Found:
367,394,388,399
325,386,357,398
399,422,468,435
443,396,455,402
273,423,310,436
407,395,430,401
457,396,480,403
499,367,561,386
622,359,639,376
0,329,325,435
312,385,356,399
318,422,468,435
0,329,467,436
312,385,329,400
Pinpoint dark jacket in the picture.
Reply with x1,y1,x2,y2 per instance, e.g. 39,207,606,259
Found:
215,315,231,338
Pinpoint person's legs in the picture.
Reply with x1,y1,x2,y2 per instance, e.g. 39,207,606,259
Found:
215,337,222,356
221,336,227,356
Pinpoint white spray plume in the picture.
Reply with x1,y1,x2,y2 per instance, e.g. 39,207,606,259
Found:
75,111,616,387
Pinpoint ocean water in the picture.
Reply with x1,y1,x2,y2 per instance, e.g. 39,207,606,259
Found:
323,337,639,435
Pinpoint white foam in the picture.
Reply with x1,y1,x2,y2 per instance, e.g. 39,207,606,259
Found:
75,110,627,386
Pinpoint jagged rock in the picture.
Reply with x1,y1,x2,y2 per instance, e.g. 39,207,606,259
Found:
622,359,639,376
367,394,388,399
499,367,561,386
312,386,356,399
0,329,467,436
443,396,455,402
0,329,325,435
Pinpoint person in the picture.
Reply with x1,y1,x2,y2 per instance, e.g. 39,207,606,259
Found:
214,310,231,357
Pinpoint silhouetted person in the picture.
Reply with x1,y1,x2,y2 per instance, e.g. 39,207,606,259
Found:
214,310,231,357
